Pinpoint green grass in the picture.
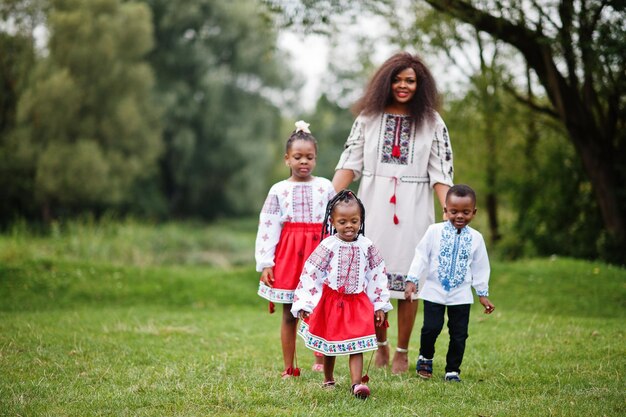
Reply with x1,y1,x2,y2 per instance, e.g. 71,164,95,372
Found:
0,220,624,416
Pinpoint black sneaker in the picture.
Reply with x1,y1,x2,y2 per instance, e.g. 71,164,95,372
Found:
444,371,461,382
416,355,433,379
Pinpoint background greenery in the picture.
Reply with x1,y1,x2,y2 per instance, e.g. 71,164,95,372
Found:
1,1,624,414
1,0,625,262
1,219,624,416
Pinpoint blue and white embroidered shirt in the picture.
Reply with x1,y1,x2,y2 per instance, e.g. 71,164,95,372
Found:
406,221,490,305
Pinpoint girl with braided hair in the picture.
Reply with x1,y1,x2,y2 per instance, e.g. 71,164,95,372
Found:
291,190,392,399
255,120,335,378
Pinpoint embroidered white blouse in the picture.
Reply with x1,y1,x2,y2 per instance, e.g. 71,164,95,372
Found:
406,221,490,305
255,177,336,272
291,234,393,317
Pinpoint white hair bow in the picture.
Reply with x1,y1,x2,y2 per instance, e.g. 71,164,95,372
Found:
294,120,311,134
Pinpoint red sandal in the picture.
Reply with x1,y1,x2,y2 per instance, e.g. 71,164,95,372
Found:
352,383,370,399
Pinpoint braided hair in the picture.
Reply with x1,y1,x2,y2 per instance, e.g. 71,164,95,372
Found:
321,189,366,239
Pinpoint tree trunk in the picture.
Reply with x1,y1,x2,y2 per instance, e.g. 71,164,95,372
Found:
517,65,539,234
567,124,625,241
41,200,52,224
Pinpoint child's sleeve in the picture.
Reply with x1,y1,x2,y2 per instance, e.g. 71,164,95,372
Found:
428,117,454,188
254,187,282,272
365,244,393,313
291,242,330,317
406,226,434,286
335,116,365,180
471,232,490,297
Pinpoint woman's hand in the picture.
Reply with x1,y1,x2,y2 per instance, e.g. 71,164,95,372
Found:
404,282,417,301
297,310,310,320
260,267,274,287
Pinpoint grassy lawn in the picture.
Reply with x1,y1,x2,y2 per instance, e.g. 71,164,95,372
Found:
0,219,624,416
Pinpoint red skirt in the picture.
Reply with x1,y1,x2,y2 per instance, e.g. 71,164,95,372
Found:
297,285,378,356
257,222,322,304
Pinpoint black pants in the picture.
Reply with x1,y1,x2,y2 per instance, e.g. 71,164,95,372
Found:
419,300,471,373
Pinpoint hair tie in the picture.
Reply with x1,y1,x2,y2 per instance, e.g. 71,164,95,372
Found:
294,120,311,134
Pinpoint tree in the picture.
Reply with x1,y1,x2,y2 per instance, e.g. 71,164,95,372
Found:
0,0,45,222
8,0,162,220
145,0,293,219
421,0,626,256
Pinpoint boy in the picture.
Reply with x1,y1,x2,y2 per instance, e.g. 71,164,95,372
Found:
404,184,495,382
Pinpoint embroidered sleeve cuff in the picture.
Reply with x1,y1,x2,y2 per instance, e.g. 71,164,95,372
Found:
476,289,489,297
375,301,393,313
405,276,419,285
256,261,275,272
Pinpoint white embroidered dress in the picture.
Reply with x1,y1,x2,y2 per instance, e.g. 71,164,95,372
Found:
336,112,454,298
291,234,393,355
406,222,490,305
255,176,335,303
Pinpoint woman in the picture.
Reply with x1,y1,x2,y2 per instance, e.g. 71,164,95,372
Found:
332,52,454,374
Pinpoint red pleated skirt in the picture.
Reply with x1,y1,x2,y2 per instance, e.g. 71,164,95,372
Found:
257,222,322,304
297,285,378,356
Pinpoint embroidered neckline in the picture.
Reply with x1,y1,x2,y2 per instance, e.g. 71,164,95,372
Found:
332,235,360,244
437,222,472,291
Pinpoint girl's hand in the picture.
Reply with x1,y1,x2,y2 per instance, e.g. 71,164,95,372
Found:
479,296,495,314
404,282,417,301
260,267,274,287
374,310,386,327
298,310,310,320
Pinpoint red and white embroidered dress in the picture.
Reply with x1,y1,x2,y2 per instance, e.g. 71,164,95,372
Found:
255,176,336,304
291,234,393,356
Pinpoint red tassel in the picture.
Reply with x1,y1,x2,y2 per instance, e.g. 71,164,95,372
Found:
269,302,275,314
361,374,370,383
292,344,301,377
392,145,401,158
389,194,396,204
393,215,399,225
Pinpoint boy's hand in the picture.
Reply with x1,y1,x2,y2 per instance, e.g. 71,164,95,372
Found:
404,282,417,301
374,310,386,327
260,267,274,287
479,296,495,314
297,310,310,320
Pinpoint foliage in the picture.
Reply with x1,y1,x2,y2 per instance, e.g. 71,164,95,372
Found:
0,220,625,416
0,0,295,223
0,30,36,221
420,0,626,261
271,0,626,263
145,0,292,219
2,0,162,220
